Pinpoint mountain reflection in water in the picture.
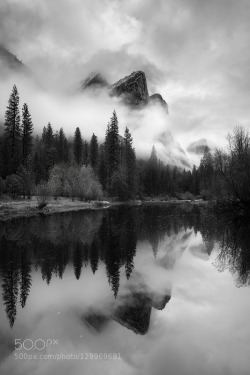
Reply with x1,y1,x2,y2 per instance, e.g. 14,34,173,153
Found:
0,203,250,375
0,203,217,330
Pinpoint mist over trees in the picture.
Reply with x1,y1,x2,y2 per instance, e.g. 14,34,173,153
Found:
0,84,250,211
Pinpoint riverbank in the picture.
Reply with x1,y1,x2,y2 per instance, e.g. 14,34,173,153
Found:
0,197,111,221
0,196,208,221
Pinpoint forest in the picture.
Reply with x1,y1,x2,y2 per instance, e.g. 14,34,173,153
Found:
0,85,250,215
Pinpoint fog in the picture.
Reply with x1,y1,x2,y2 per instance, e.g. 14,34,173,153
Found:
1,0,250,156
0,72,191,166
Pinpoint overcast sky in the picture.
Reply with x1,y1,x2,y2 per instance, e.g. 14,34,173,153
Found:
1,0,250,154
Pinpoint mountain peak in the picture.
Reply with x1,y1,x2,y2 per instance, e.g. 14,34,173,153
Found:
149,93,168,113
110,70,149,107
0,45,29,76
79,70,169,111
80,72,109,90
187,139,211,155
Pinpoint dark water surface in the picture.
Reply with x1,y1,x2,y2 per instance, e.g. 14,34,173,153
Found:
0,203,250,375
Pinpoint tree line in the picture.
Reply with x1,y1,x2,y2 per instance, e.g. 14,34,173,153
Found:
0,85,249,207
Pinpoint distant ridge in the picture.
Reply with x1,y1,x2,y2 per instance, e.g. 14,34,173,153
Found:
0,44,30,76
80,72,109,90
80,70,168,111
0,44,42,89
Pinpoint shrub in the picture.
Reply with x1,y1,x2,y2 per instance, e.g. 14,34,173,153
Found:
6,174,23,198
35,181,51,209
200,189,212,201
85,180,103,200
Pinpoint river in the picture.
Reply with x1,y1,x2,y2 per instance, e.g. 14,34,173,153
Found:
0,203,249,375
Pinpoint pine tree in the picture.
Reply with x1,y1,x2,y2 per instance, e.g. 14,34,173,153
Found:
90,133,99,169
82,140,89,165
124,127,137,198
57,127,68,163
73,127,83,164
21,103,33,163
199,146,214,192
105,110,120,189
0,133,6,178
42,122,53,148
4,85,21,174
191,165,200,195
97,144,108,189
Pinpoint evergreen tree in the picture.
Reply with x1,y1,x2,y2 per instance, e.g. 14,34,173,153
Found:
0,133,5,177
199,146,214,194
40,123,58,180
33,151,45,184
191,165,200,195
42,122,53,148
4,85,21,174
97,144,108,189
90,133,99,169
82,140,89,165
124,127,137,198
56,127,68,163
17,157,34,198
105,110,120,191
21,103,33,163
73,127,83,164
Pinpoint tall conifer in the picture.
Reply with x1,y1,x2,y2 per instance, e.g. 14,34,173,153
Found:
105,110,120,184
90,133,99,169
124,127,137,197
4,85,21,174
21,103,33,163
73,127,83,164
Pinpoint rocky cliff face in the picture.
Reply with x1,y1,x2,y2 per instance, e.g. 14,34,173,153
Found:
187,139,211,155
110,70,149,107
110,71,169,112
80,72,109,90
0,45,30,77
156,131,191,169
80,70,169,111
0,45,42,89
149,93,168,113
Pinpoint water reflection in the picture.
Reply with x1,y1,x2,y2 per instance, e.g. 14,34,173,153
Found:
0,203,217,330
1,204,250,375
215,215,250,287
0,205,221,329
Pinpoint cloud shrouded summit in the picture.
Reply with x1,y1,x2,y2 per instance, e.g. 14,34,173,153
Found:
0,0,250,153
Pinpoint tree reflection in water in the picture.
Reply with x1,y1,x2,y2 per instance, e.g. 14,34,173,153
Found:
0,203,221,329
216,215,250,287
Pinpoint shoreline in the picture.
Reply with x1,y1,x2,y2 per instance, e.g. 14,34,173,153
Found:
0,197,208,221
0,197,111,222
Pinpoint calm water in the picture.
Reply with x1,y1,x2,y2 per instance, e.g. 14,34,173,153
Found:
0,203,250,375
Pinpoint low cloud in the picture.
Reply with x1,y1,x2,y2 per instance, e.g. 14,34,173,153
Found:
1,0,250,161
0,72,190,166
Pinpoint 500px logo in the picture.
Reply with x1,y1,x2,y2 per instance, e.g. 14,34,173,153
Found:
15,339,59,351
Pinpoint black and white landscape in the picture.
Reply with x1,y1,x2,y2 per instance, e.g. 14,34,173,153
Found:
0,1,250,375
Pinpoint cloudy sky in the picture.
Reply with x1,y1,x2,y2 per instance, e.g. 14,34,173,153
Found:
1,0,250,158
